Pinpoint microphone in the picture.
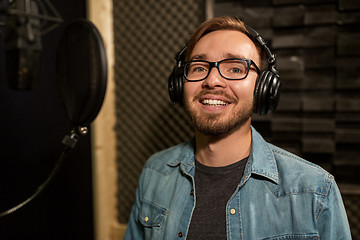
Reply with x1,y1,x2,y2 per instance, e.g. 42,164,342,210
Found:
5,0,41,90
3,0,62,90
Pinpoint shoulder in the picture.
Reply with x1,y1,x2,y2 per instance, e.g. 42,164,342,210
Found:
268,143,334,197
250,127,334,191
270,143,331,177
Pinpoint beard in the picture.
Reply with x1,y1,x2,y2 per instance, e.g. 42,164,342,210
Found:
184,90,253,137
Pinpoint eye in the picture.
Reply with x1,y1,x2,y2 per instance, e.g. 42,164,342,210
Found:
230,67,243,74
187,62,208,73
222,60,247,76
192,66,206,73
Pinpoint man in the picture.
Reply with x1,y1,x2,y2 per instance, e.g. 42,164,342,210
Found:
124,16,351,239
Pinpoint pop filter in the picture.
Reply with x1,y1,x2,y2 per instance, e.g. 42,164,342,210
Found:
0,19,107,218
56,18,107,128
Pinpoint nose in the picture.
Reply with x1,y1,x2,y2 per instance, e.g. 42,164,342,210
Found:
202,66,227,89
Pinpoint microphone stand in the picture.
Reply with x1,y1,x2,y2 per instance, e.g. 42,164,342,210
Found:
0,125,88,218
5,0,62,35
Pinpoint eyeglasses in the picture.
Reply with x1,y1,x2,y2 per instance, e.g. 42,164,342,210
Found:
184,58,260,82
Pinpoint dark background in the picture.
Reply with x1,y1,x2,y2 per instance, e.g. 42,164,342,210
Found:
0,0,94,239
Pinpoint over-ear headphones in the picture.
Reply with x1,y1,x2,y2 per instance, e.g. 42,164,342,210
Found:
168,18,281,115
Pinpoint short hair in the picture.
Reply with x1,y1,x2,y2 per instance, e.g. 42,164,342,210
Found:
185,16,266,69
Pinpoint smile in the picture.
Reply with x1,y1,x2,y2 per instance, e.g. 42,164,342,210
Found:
201,99,229,106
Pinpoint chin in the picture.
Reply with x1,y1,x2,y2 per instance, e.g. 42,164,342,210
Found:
188,109,253,137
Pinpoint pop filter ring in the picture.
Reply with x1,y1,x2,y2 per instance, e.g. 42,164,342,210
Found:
56,18,107,127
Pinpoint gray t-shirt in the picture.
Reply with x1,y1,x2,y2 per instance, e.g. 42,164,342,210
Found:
187,156,248,240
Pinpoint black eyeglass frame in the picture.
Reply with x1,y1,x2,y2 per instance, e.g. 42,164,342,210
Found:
183,58,260,82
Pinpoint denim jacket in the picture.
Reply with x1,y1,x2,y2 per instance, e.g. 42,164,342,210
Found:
124,127,351,240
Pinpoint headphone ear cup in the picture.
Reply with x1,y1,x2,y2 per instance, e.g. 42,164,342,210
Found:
253,71,265,115
168,65,184,105
176,70,184,106
253,71,280,115
268,73,281,112
168,66,177,105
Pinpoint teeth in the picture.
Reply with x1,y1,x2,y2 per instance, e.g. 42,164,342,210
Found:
201,99,228,106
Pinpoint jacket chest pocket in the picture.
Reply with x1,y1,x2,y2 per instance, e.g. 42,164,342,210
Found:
261,233,319,240
139,199,168,228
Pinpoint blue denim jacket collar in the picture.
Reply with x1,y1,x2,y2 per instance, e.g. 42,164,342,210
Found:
167,138,195,175
248,126,279,184
167,126,279,184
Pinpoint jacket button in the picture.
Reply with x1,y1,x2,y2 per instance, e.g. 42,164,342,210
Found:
178,232,184,238
144,217,149,222
230,208,236,215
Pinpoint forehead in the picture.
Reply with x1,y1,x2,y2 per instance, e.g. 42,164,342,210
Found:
190,30,260,63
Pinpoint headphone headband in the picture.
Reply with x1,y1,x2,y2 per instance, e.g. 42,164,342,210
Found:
245,25,279,76
175,46,187,66
175,21,278,76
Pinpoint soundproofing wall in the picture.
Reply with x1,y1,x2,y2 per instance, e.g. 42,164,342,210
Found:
113,0,205,223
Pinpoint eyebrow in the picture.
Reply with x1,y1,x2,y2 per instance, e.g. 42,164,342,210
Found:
224,53,247,59
190,54,206,61
189,53,248,61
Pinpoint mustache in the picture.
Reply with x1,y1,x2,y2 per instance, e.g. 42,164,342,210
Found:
193,89,238,103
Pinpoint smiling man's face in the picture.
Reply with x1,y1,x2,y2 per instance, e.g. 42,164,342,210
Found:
183,30,260,136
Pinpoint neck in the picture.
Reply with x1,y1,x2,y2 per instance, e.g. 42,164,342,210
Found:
194,120,252,167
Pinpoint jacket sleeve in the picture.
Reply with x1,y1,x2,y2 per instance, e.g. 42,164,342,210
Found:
123,172,145,240
316,179,352,239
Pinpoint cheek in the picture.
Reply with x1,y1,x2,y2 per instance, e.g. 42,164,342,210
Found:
230,78,256,100
183,82,201,100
